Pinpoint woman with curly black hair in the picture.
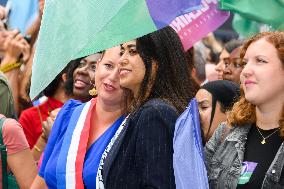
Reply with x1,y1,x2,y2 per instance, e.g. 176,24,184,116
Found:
96,26,197,189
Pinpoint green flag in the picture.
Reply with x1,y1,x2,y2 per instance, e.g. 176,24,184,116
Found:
232,14,266,38
219,0,284,37
30,0,201,99
30,0,157,99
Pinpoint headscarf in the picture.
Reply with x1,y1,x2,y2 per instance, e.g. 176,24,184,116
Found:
201,80,240,139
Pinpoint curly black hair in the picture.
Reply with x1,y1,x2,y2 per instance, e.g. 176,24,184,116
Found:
129,26,197,114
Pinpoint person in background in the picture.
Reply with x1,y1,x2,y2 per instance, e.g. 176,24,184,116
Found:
25,0,45,47
192,47,207,85
205,63,219,82
0,114,37,189
31,46,125,189
184,47,201,90
215,39,243,80
32,53,101,106
202,32,223,65
195,80,240,144
0,13,37,183
19,64,71,149
0,4,31,114
66,54,100,102
223,46,243,84
205,31,284,188
30,53,101,162
19,0,45,110
0,7,37,181
0,71,16,118
96,26,197,189
0,29,31,115
194,39,219,83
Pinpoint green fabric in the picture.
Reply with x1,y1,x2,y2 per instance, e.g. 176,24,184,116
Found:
7,175,19,189
0,118,8,189
30,0,156,99
220,0,284,37
0,72,16,119
232,14,263,38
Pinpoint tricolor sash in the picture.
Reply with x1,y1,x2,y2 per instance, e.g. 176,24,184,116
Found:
56,99,95,189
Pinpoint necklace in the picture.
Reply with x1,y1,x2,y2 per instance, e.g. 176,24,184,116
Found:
256,125,279,144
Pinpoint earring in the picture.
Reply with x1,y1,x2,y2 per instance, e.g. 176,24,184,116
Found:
89,81,97,96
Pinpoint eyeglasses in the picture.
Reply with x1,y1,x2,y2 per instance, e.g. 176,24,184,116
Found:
224,58,244,69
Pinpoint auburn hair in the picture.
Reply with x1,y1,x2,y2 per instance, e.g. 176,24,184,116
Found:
227,31,284,137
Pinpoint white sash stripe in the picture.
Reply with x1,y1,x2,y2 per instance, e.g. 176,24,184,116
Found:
66,101,91,189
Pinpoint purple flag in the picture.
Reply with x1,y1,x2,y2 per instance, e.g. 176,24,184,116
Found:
170,0,230,50
146,0,201,29
30,0,202,98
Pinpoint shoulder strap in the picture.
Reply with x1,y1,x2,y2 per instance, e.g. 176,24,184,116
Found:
0,118,5,145
36,105,44,128
0,117,8,189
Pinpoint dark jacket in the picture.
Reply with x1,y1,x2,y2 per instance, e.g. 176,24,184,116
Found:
102,98,178,189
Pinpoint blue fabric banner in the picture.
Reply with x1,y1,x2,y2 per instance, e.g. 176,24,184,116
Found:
173,98,209,189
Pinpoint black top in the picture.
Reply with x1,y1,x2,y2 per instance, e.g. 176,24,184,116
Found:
103,98,178,189
237,125,283,189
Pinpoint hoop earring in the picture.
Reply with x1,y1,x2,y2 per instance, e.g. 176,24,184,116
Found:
89,81,97,96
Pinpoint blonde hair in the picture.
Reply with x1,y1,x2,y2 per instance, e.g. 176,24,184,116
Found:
227,31,284,137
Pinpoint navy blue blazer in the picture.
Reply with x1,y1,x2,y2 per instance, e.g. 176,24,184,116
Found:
102,98,178,189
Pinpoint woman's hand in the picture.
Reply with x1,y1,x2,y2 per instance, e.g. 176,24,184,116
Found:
2,30,31,64
42,117,53,141
42,108,61,140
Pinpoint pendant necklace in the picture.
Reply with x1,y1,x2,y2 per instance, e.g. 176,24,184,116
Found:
256,125,279,144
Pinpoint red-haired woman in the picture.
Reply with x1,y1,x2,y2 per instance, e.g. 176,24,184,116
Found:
205,31,284,189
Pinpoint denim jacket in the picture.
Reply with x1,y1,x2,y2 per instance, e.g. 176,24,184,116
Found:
204,122,284,189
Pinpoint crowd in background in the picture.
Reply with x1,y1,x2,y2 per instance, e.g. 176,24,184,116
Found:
0,1,283,189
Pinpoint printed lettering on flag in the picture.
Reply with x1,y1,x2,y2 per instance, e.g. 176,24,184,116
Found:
170,0,230,50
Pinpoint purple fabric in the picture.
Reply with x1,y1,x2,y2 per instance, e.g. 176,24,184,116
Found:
170,1,230,50
146,0,201,29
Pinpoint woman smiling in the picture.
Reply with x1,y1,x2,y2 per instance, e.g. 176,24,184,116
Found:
96,26,197,189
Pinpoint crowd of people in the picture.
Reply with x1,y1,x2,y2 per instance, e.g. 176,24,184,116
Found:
0,1,283,189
